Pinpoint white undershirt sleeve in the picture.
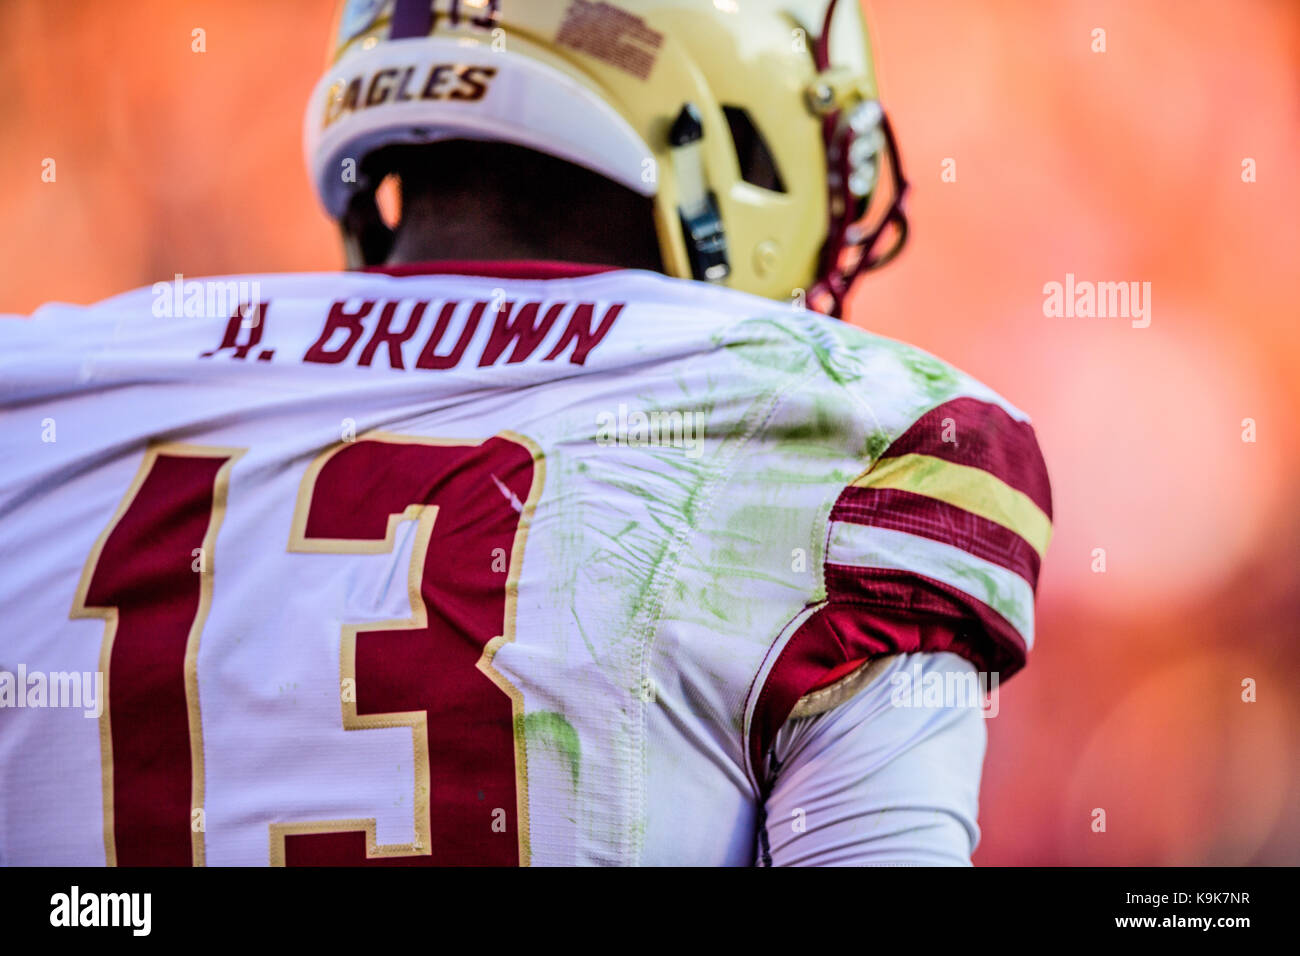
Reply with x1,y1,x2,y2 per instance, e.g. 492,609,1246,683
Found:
759,651,988,866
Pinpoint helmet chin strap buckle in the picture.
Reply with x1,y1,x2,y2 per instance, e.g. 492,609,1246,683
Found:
669,103,730,283
677,202,729,283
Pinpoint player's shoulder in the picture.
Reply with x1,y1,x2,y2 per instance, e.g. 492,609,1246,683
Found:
831,314,1051,524
737,304,1050,511
748,306,1034,446
802,312,1052,668
730,305,1054,772
591,276,1052,509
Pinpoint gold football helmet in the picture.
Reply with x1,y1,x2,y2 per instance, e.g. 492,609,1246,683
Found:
305,0,907,315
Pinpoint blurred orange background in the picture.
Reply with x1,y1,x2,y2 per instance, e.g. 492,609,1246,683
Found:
2,1,1297,864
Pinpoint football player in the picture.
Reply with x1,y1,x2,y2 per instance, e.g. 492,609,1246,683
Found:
0,0,1051,866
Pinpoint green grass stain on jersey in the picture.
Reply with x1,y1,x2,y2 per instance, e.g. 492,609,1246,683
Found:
890,345,961,402
664,499,823,631
523,711,581,791
944,560,1027,630
864,427,894,461
723,503,808,560
772,398,844,448
554,330,857,699
723,314,865,387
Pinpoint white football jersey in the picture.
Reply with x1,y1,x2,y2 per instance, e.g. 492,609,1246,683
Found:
0,263,1050,865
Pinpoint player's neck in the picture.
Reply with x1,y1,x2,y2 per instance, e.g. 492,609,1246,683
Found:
388,196,664,272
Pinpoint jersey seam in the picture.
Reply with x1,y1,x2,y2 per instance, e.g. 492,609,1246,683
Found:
628,325,824,865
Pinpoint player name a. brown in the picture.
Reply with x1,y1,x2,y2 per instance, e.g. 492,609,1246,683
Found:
303,297,623,369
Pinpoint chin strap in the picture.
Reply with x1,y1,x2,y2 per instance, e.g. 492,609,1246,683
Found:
806,0,910,318
669,103,730,283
